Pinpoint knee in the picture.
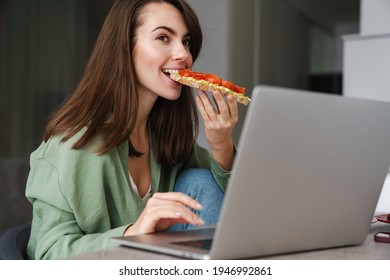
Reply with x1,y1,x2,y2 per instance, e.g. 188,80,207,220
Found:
176,168,213,183
172,168,224,230
174,168,221,195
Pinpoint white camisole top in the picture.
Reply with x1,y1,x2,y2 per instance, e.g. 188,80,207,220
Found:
129,172,152,205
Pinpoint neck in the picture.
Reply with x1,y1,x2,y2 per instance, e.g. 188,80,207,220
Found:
131,87,157,149
134,94,156,132
130,121,149,154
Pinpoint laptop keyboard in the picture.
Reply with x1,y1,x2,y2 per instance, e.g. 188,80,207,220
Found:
172,238,213,250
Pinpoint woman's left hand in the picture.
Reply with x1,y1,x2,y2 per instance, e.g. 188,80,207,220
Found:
196,89,238,170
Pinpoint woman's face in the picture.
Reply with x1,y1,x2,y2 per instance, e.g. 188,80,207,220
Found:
133,2,193,102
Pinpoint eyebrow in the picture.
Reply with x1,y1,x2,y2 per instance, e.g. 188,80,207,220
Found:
152,25,175,34
152,26,190,37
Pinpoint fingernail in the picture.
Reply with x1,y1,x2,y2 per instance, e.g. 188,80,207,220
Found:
196,202,203,209
197,217,205,225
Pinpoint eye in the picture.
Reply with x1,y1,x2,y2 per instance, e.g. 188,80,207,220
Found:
183,38,191,48
156,34,169,42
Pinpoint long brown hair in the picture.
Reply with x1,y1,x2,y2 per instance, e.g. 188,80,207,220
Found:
43,0,203,166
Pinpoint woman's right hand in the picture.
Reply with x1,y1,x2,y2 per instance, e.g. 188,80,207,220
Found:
123,192,204,236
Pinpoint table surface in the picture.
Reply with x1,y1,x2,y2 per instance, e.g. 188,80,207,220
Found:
72,220,390,260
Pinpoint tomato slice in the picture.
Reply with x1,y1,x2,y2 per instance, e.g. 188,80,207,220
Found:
221,80,235,91
191,72,205,80
222,79,246,94
232,85,245,94
178,69,204,79
179,69,245,94
204,74,222,86
179,69,192,77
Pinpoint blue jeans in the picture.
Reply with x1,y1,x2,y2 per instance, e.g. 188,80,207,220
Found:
167,168,225,232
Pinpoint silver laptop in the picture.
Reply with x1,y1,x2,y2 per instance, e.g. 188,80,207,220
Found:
111,85,390,259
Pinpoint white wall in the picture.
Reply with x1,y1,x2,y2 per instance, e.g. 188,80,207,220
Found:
361,0,390,35
343,34,390,102
343,0,390,213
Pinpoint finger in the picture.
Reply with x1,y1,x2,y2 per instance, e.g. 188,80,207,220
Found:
149,193,205,226
197,90,217,119
132,205,203,235
226,94,239,122
146,201,204,227
212,90,230,117
211,92,220,114
152,192,203,210
155,211,205,232
173,208,205,226
196,95,212,124
145,207,196,225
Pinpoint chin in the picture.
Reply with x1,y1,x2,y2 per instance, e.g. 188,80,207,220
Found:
163,94,181,101
160,89,182,101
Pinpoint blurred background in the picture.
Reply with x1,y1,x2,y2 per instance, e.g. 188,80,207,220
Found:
2,0,384,234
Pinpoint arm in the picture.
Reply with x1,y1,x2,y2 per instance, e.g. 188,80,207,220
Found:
26,158,129,259
28,200,128,260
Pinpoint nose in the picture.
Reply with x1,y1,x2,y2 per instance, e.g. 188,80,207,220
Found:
172,41,191,62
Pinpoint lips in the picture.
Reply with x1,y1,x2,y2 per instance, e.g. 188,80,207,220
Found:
161,68,180,74
161,69,182,88
161,68,180,79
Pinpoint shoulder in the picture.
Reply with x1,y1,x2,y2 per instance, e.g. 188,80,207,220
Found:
30,129,128,178
27,130,129,205
35,129,124,159
34,129,95,158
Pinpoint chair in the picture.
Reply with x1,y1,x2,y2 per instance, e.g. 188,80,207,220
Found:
0,222,31,260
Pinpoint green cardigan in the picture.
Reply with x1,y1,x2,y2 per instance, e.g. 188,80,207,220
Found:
25,131,230,260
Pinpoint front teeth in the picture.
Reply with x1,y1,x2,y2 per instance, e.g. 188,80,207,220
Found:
162,69,179,74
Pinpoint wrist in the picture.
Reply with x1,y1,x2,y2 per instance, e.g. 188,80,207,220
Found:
211,141,235,171
123,224,134,236
210,139,234,153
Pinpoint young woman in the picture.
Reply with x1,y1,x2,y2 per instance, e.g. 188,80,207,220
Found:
26,0,238,259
